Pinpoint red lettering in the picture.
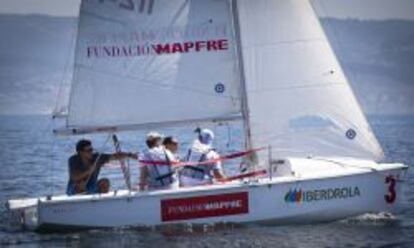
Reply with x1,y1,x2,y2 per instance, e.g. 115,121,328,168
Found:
87,39,229,58
218,39,228,50
385,175,396,204
183,42,194,52
207,40,218,51
195,41,206,52
152,44,171,54
161,192,249,222
171,43,183,53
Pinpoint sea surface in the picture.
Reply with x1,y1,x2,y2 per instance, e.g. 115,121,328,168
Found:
0,115,413,247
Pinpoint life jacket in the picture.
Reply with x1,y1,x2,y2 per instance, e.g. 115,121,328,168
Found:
181,146,216,182
144,147,175,188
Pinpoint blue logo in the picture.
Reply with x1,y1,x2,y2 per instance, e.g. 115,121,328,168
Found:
215,83,225,93
346,129,357,140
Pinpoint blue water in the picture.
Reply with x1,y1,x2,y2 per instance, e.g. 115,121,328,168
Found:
0,115,413,247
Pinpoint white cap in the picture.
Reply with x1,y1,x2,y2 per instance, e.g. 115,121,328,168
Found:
199,129,214,146
146,131,163,141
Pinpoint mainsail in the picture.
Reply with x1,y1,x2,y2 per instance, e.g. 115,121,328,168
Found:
64,0,241,133
235,0,384,162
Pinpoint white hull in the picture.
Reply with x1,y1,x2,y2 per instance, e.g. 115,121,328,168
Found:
7,158,408,231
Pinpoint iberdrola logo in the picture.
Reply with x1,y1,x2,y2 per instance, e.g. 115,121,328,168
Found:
284,189,303,203
284,186,361,204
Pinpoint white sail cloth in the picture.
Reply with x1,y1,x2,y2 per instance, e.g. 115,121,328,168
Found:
65,0,383,163
67,0,241,129
236,0,384,161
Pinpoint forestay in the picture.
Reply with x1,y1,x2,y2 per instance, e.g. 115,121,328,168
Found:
235,0,384,162
66,0,241,132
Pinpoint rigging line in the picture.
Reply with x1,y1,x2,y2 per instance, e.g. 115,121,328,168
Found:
47,117,58,196
53,17,78,117
74,64,241,100
231,0,252,151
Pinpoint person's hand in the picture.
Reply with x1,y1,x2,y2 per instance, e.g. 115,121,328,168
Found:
74,182,87,193
128,152,138,160
216,177,227,183
139,183,146,191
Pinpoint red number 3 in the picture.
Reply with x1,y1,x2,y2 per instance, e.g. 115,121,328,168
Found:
385,175,396,204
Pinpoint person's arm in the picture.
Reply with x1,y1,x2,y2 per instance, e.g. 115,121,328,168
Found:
139,166,149,191
211,152,226,182
213,168,225,181
109,152,138,161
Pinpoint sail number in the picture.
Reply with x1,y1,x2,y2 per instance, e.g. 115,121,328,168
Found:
98,0,154,14
384,175,396,204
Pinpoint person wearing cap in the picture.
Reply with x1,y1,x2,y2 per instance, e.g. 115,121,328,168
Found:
179,128,226,187
138,132,178,191
163,136,180,161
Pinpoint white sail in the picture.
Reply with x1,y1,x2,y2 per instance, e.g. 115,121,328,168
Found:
235,0,384,162
66,0,241,132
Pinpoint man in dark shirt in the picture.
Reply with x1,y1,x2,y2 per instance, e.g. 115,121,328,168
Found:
66,139,137,195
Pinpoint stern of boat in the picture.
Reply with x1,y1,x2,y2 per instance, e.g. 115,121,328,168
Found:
6,198,40,230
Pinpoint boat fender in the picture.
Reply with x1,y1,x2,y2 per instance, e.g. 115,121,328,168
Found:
46,195,52,201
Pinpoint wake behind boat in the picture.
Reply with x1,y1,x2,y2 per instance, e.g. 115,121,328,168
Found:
7,0,408,231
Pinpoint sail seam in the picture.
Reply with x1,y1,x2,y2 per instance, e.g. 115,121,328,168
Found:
248,81,347,93
241,38,327,48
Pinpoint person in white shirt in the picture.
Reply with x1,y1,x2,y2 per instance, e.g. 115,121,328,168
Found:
139,132,178,191
179,128,226,187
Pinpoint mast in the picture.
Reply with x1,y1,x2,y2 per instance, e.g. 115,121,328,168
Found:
231,0,253,153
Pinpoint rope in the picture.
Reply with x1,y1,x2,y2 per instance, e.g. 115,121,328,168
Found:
311,157,378,172
112,134,131,190
138,147,266,168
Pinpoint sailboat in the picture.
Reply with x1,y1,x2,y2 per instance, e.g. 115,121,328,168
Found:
7,0,408,231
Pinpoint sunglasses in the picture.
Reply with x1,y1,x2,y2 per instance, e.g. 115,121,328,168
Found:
82,147,94,153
